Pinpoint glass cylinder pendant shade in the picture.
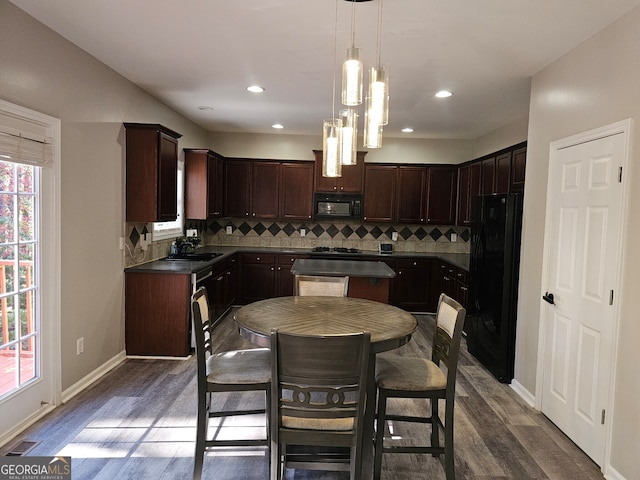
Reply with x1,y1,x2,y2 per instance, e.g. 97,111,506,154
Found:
368,66,389,125
322,119,342,177
339,109,358,165
363,97,383,149
342,47,363,106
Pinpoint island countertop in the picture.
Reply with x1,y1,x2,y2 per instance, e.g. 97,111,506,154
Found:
290,258,396,278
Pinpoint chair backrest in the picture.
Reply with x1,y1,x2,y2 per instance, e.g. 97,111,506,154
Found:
191,287,212,394
432,293,467,388
295,275,349,297
270,329,370,438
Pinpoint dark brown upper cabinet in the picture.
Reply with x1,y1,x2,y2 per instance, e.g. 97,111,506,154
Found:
313,150,366,193
511,146,527,193
251,161,280,219
124,123,182,222
184,149,223,220
424,166,457,225
280,162,314,220
363,164,397,223
224,159,314,220
480,156,496,195
397,166,427,223
224,159,251,217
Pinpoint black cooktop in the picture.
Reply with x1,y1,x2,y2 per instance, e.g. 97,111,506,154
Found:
311,247,361,254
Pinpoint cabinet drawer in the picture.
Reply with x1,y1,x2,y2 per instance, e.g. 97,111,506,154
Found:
455,268,468,284
277,254,310,266
397,258,432,269
242,253,275,265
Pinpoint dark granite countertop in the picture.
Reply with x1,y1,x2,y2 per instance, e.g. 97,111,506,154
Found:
291,258,396,278
124,245,469,274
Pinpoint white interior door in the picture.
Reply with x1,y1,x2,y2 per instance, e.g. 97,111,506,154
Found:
540,124,627,466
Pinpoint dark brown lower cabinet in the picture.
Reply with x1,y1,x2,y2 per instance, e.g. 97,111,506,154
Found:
436,260,468,311
125,272,191,357
392,258,434,312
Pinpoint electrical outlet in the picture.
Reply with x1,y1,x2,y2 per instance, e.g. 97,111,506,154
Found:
76,337,84,356
226,225,233,235
391,231,398,241
300,228,306,237
119,237,124,250
451,233,457,242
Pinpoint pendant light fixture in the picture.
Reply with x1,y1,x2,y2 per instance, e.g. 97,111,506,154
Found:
340,108,358,165
341,0,363,107
364,0,388,148
322,0,343,177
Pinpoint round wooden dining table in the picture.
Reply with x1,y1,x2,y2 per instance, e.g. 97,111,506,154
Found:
234,295,418,480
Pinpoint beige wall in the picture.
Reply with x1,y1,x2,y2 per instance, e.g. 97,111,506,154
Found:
0,0,210,391
521,5,640,477
209,131,476,165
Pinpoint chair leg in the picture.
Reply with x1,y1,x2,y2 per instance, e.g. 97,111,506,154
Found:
193,397,208,480
444,400,455,480
373,392,387,480
431,397,440,456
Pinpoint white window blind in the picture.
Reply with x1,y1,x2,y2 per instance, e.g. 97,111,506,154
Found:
0,112,54,168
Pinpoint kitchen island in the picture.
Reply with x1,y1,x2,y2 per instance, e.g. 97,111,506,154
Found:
291,258,396,303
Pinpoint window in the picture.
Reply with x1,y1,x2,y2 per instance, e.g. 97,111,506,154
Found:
0,160,38,397
152,162,184,241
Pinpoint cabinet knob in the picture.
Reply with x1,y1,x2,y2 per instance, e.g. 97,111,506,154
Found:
256,257,260,260
252,213,256,217
271,267,274,271
413,261,417,266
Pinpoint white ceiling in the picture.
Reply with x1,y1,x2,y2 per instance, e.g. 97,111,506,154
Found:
9,0,640,139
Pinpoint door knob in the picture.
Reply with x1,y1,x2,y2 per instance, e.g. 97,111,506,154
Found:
542,292,555,305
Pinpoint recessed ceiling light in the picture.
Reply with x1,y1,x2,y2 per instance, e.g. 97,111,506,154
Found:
198,106,214,111
272,123,284,129
401,127,414,133
247,85,265,93
435,90,453,98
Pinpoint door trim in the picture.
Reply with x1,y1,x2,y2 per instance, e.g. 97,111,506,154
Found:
536,119,631,472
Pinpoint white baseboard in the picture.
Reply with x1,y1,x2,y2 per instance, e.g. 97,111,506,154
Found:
0,403,57,449
61,350,127,403
510,379,536,408
1,351,127,449
604,464,627,480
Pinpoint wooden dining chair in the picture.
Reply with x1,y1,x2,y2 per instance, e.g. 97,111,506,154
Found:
191,287,271,480
373,293,466,480
294,274,349,297
269,329,370,480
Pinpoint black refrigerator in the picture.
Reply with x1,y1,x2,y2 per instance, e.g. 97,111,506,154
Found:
466,193,523,383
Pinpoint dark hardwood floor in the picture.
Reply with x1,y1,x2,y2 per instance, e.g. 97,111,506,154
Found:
1,310,603,479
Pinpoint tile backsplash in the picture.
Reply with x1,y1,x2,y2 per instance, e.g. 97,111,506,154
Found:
125,218,470,267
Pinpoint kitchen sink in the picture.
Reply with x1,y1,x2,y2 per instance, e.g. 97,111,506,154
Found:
163,252,223,261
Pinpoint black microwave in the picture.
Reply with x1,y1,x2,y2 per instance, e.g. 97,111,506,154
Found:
314,193,363,220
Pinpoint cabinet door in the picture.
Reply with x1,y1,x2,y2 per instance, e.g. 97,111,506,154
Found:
511,146,526,193
495,152,512,194
209,152,224,217
224,159,251,217
252,161,280,219
280,162,314,220
313,150,338,192
480,157,495,195
394,258,432,312
275,254,310,297
313,150,365,193
397,166,426,223
184,150,208,220
363,165,397,223
456,164,470,226
157,132,179,221
339,152,366,193
425,166,457,224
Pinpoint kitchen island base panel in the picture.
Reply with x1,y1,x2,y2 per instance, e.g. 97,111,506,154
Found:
348,277,390,303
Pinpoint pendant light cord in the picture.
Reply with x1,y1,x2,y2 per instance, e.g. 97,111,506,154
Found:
332,0,339,120
376,0,383,66
350,0,356,47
